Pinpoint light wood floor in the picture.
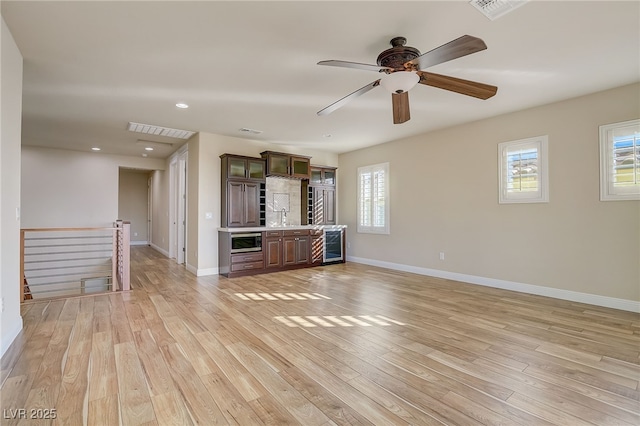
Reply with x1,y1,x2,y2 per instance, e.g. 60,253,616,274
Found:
1,246,639,425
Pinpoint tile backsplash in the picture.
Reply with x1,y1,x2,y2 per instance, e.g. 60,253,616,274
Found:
265,177,301,227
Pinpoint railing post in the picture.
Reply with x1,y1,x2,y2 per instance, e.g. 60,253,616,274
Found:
112,226,119,291
121,222,131,291
20,230,25,302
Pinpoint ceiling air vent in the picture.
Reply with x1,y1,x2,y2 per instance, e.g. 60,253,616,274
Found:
239,127,263,135
470,0,528,20
127,122,195,139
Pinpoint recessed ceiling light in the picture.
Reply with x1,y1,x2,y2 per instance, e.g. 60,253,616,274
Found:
176,103,189,109
91,147,101,151
323,134,332,138
144,147,154,151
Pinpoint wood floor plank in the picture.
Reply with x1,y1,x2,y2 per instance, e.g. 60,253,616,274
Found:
114,341,156,425
133,329,176,397
158,342,228,424
195,330,267,402
2,246,638,425
226,341,334,426
88,394,120,426
150,390,194,426
55,354,89,426
88,329,118,402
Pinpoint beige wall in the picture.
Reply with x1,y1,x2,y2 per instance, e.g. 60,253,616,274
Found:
1,16,24,356
339,83,640,304
118,169,150,243
21,146,164,228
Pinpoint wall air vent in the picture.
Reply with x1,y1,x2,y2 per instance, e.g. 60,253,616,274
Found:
470,0,528,20
127,122,195,139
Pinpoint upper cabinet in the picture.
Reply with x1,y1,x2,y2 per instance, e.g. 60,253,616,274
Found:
307,166,337,225
310,166,336,186
261,151,311,179
220,154,266,228
223,154,266,181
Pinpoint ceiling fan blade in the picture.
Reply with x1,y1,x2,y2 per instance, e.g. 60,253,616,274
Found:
317,80,381,116
417,71,497,100
392,91,410,124
407,35,487,71
318,60,393,73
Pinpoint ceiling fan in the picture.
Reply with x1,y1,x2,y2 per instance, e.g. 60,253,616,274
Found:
317,35,498,124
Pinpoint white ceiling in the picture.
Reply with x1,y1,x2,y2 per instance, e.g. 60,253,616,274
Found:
2,1,639,158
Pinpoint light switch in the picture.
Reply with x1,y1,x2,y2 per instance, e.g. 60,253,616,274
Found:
205,212,213,220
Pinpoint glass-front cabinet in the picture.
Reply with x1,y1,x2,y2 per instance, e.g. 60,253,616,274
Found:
310,166,336,185
261,151,310,179
226,155,265,181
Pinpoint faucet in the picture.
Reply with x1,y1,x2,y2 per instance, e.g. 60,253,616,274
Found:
281,208,287,226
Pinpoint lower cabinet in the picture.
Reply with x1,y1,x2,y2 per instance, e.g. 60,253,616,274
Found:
230,252,264,273
310,229,323,265
265,230,310,268
265,231,283,269
283,234,309,266
220,228,340,278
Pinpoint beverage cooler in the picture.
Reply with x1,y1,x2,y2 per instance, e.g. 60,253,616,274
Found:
323,228,344,263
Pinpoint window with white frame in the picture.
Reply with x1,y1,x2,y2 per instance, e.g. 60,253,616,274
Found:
498,135,549,204
599,119,640,201
357,162,389,234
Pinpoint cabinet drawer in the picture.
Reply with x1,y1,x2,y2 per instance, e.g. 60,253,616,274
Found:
283,229,310,237
309,229,323,236
230,261,264,272
265,230,282,238
231,252,264,263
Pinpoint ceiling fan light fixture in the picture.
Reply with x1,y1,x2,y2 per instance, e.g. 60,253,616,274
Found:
380,71,419,94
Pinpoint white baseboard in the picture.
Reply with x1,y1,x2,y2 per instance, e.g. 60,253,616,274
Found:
130,241,149,246
1,316,23,359
150,243,170,258
347,256,639,313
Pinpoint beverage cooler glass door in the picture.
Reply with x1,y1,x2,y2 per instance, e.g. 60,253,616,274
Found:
323,229,343,263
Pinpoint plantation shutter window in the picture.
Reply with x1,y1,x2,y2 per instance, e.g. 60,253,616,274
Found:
357,163,390,234
599,119,640,201
498,136,549,204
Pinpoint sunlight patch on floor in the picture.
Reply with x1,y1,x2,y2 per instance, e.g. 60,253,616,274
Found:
235,292,331,301
273,315,406,328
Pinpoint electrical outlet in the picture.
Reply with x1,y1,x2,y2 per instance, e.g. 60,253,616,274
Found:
347,243,351,249
439,252,445,260
0,297,4,314
134,232,138,237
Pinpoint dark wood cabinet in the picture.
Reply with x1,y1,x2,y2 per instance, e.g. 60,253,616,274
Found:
264,231,283,269
283,234,309,266
261,151,311,179
310,166,336,185
224,154,265,181
308,166,337,225
310,186,336,225
221,154,266,227
227,181,261,227
265,230,310,268
310,229,323,265
218,231,265,277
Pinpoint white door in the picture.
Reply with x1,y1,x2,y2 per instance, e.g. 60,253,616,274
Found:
177,152,187,265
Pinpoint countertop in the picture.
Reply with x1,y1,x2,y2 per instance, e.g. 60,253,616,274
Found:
218,224,347,232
